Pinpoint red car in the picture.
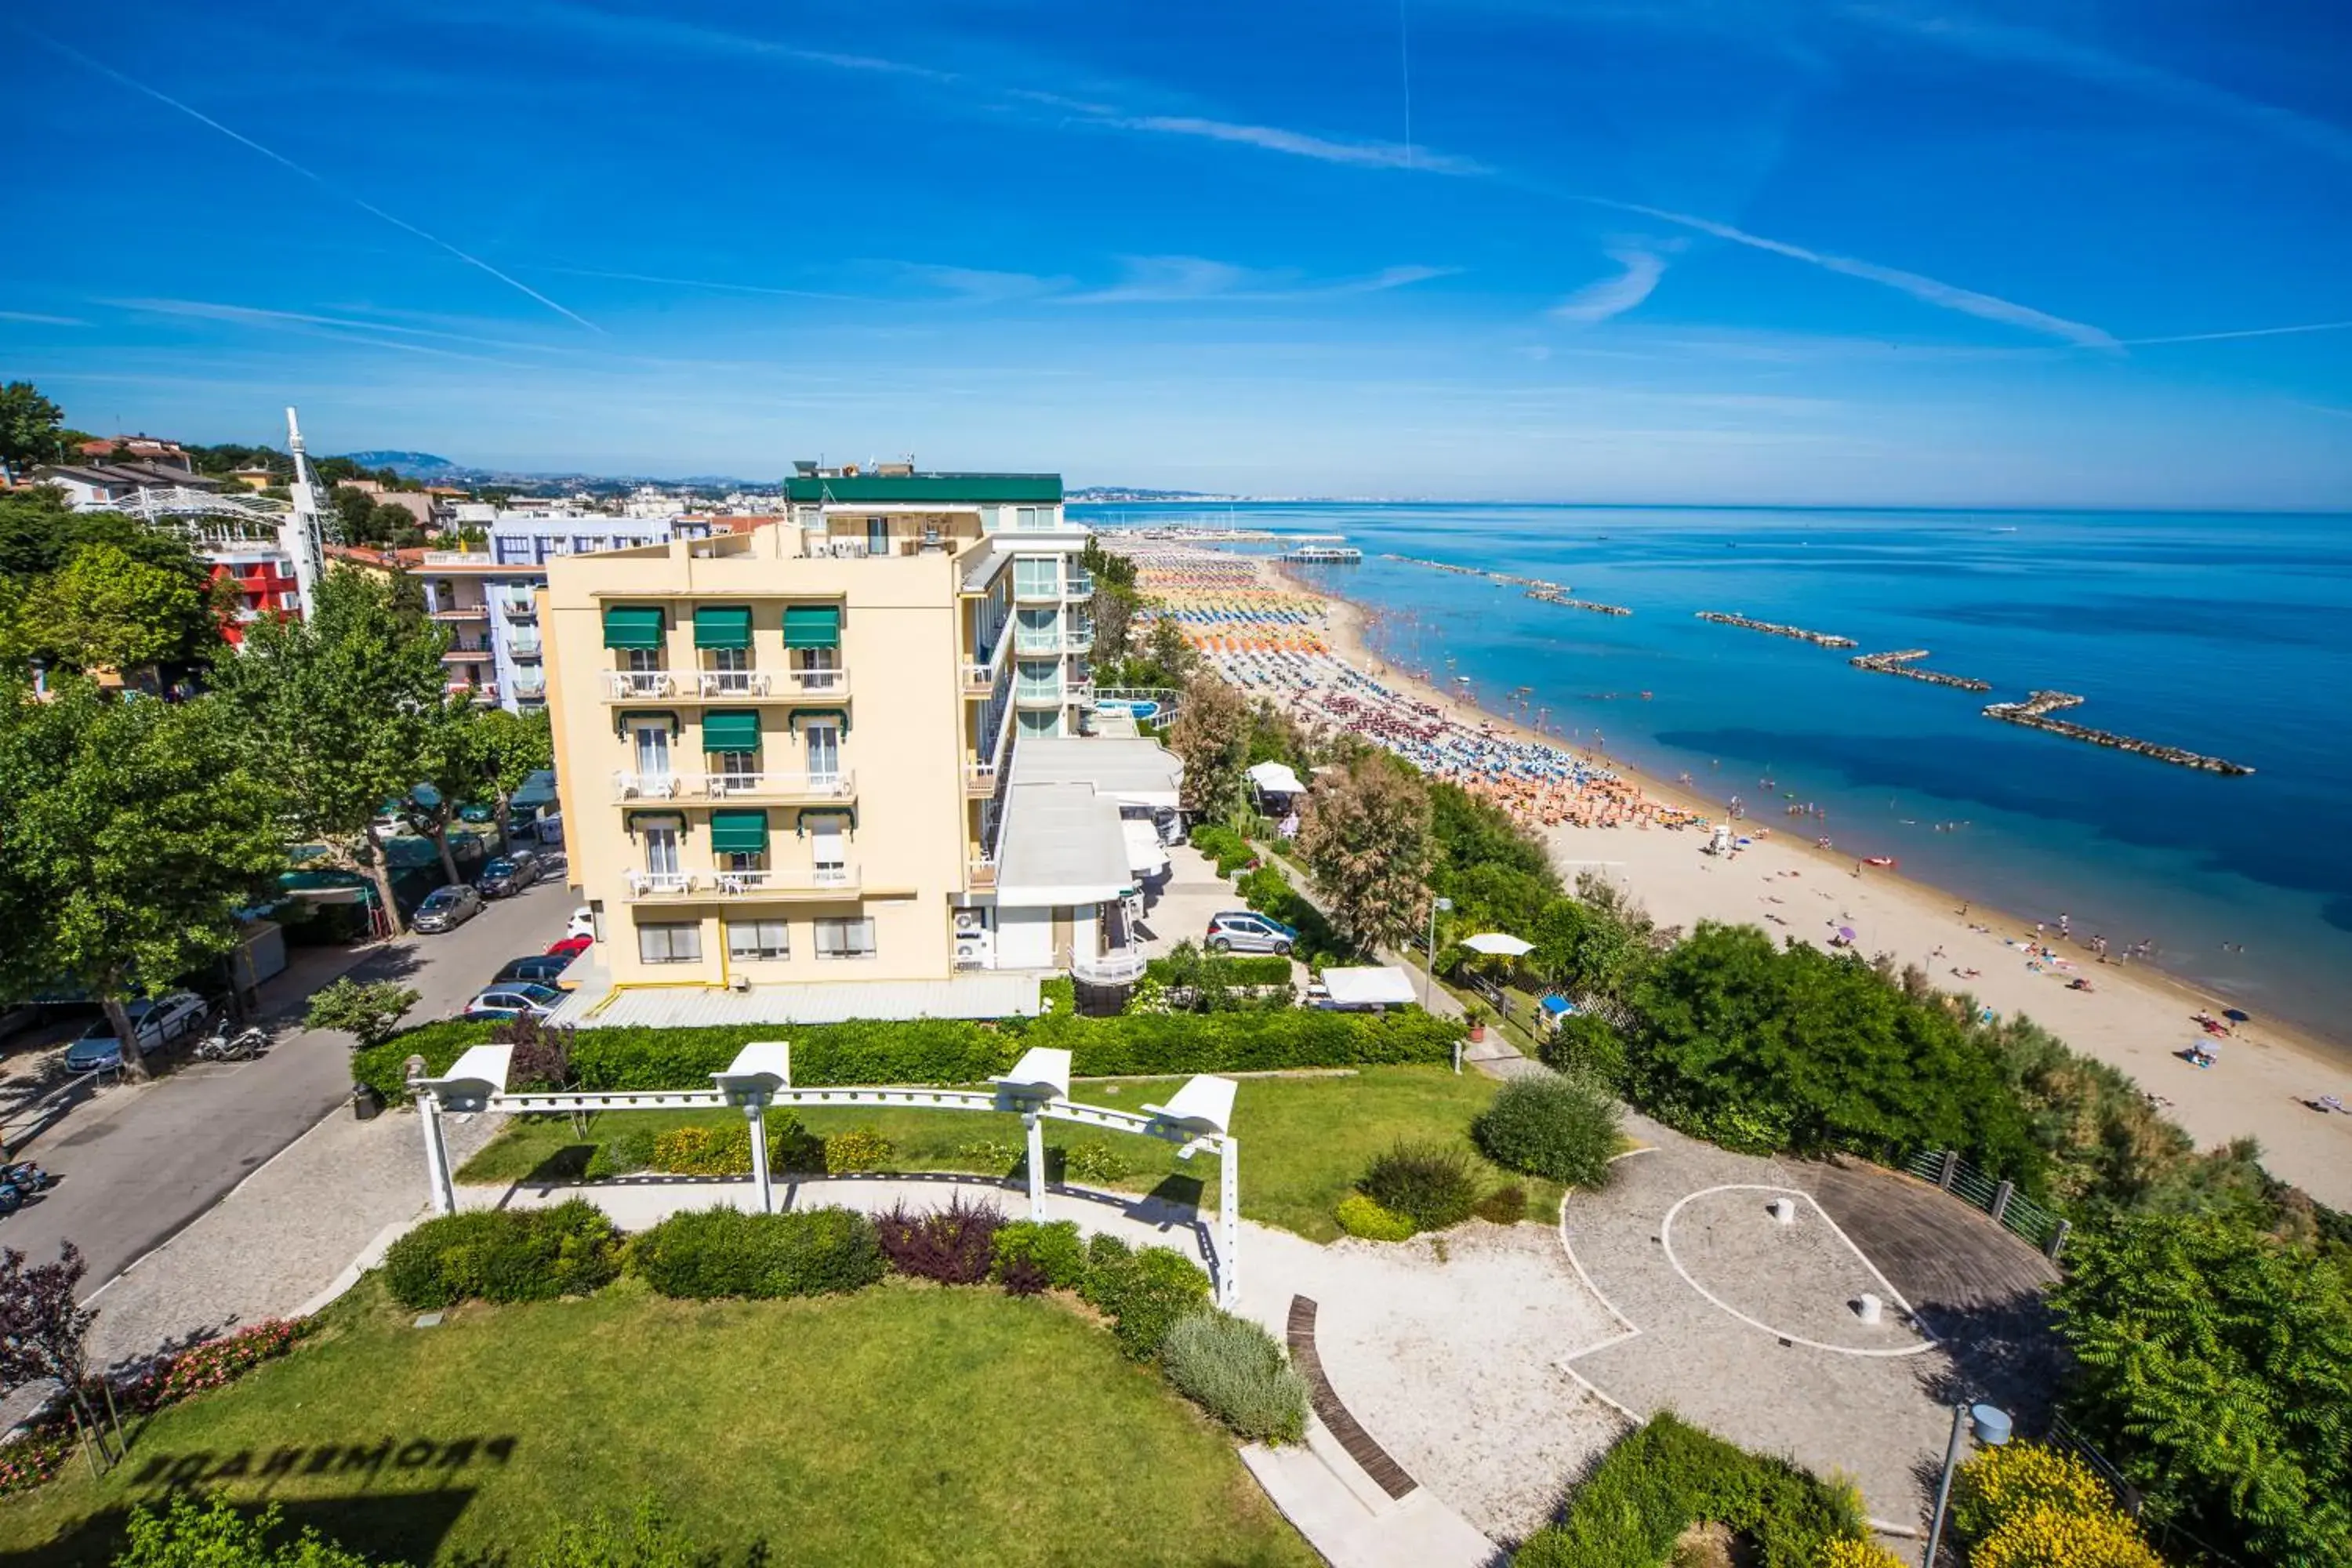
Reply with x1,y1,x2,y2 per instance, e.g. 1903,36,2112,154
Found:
545,935,593,958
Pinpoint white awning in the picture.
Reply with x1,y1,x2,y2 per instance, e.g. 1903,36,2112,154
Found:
1010,735,1183,810
1318,966,1418,1007
1247,760,1307,796
1122,817,1170,880
1461,931,1534,956
996,782,1135,906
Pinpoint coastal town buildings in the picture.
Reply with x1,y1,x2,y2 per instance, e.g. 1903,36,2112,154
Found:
539,470,1165,1022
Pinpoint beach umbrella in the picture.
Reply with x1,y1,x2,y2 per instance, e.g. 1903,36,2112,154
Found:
1837,927,1857,942
1461,932,1534,956
2223,1007,2250,1022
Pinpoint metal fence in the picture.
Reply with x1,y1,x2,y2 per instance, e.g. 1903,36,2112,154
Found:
1905,1148,2071,1258
2040,1414,2250,1567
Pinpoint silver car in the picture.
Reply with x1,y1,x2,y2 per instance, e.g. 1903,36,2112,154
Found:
412,884,484,933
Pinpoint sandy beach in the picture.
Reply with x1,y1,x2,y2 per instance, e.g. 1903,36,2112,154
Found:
1127,541,2352,1208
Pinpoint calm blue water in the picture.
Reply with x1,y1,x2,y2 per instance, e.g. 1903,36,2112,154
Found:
1077,503,2352,1052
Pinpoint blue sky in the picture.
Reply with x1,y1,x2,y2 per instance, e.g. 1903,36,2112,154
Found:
4,0,2349,505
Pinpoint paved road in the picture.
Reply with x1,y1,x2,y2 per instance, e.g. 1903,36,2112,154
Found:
6,879,574,1294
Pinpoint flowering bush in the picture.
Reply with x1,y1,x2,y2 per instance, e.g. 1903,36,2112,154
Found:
147,1319,308,1408
1335,1192,1417,1241
822,1127,895,1174
955,1138,1023,1173
1819,1538,1907,1568
875,1195,1004,1284
0,1428,72,1498
1953,1441,2117,1538
1971,1504,2165,1568
1057,1141,1129,1184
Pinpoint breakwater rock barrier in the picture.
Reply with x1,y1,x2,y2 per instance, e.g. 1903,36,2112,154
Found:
1849,649,1992,691
1696,612,1856,648
1981,691,2254,775
1528,587,1632,616
1384,555,1569,594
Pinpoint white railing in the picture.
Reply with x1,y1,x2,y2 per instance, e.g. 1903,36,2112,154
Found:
1014,684,1065,706
710,867,859,896
430,604,491,619
1072,949,1147,985
698,670,772,697
1065,680,1094,704
423,551,494,566
1064,626,1095,652
964,757,998,791
790,668,848,695
962,662,996,691
508,635,543,657
612,771,682,800
606,671,673,698
695,771,854,800
967,856,998,887
1066,572,1096,599
1014,632,1062,656
512,680,547,701
626,870,695,897
502,600,538,621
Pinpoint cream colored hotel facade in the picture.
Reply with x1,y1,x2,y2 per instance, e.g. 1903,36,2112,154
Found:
542,471,1174,1018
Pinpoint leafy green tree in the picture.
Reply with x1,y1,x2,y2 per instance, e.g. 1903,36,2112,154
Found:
0,681,283,1083
210,567,448,935
2053,1214,2352,1566
117,1495,386,1567
1295,750,1432,954
1167,672,1250,822
1626,921,2040,1177
1529,890,1654,1003
303,977,421,1048
469,704,555,850
0,382,64,483
13,543,209,676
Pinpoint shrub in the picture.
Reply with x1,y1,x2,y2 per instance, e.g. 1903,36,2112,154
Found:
1969,1506,2163,1568
1474,1074,1621,1189
993,1218,1087,1292
1336,1193,1417,1241
1818,1541,1907,1568
874,1194,1004,1284
1081,1241,1214,1359
381,1200,621,1309
822,1127,895,1174
628,1206,884,1300
1360,1141,1481,1231
956,1138,1023,1173
1159,1309,1308,1444
1143,951,1293,989
1472,1184,1529,1225
1540,1010,1627,1088
1058,1140,1128,1184
1189,823,1255,876
527,1497,707,1568
642,1119,821,1177
589,1123,662,1178
1951,1441,2118,1541
0,1428,71,1498
117,1496,377,1568
136,1320,307,1410
1515,1413,1869,1568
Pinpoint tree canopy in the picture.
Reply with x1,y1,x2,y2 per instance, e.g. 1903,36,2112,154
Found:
1294,750,1432,954
1167,673,1250,821
0,382,65,481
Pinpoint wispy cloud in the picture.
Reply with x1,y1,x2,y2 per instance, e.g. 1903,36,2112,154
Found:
1847,4,2352,165
13,25,602,332
898,265,1071,304
1600,201,2118,348
1110,117,1487,175
520,263,868,303
1063,257,1451,304
2122,320,2352,347
0,310,85,327
104,297,542,367
1551,248,1668,323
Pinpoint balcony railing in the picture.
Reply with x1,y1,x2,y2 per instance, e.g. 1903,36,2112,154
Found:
1066,572,1096,599
429,604,491,621
501,600,537,621
512,678,547,701
695,771,855,802
964,757,999,794
606,670,674,699
441,646,493,662
1011,579,1062,604
1065,680,1095,705
967,855,997,889
1072,949,1147,985
1064,625,1095,653
448,682,497,703
625,870,696,898
790,666,848,695
698,670,772,697
508,633,543,658
1014,630,1062,656
961,662,996,694
709,866,859,897
1014,684,1065,707
612,770,683,800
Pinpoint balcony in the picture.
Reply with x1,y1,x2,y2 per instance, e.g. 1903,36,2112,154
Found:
694,770,855,804
1064,624,1095,653
789,666,848,698
961,662,996,695
508,633,543,658
964,757,999,797
624,870,697,899
429,604,491,622
1011,579,1062,605
1014,684,1065,708
1072,949,1147,985
1013,630,1063,657
512,677,546,702
707,866,860,899
1065,572,1096,600
447,682,497,704
612,770,684,800
967,855,997,890
441,645,494,662
502,600,538,622
606,670,675,699
698,670,772,698
1065,680,1095,705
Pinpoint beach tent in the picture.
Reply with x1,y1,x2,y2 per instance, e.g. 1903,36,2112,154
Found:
1247,761,1308,797
1318,966,1419,1010
1461,931,1534,956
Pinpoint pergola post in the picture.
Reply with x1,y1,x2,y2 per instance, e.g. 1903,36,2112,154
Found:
746,1100,773,1214
420,1094,455,1216
1219,1136,1240,1308
1023,1109,1047,1221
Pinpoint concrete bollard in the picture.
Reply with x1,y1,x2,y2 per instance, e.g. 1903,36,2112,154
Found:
1856,1292,1883,1325
1769,1196,1798,1225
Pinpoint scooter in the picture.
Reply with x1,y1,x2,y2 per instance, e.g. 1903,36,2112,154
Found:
1,1162,51,1195
193,1025,269,1062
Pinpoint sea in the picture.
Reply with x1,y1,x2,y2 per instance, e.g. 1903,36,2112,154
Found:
1075,502,2352,1057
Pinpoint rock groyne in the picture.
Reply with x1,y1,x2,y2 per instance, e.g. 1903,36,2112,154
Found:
1849,649,1992,691
1528,587,1632,616
1981,691,2254,775
1695,612,1856,649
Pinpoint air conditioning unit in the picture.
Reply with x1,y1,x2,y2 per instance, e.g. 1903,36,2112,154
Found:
728,974,751,992
953,909,989,935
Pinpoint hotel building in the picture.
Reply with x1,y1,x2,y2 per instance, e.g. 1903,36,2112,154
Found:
540,470,1174,1024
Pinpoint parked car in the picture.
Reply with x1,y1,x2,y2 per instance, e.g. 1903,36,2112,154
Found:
545,935,593,959
564,905,594,940
462,983,564,1022
477,851,541,898
412,884,484,934
63,992,209,1073
492,953,575,988
1204,910,1299,956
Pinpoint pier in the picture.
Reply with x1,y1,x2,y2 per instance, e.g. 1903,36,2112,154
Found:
1981,691,2254,775
1527,587,1632,616
1279,545,1363,564
1384,555,1569,594
1849,649,1991,691
1695,611,1857,649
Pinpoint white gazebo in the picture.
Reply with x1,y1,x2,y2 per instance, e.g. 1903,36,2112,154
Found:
1460,931,1534,957
1316,965,1420,1011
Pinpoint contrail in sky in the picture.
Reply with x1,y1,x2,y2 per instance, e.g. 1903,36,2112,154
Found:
2122,320,2352,346
15,26,602,333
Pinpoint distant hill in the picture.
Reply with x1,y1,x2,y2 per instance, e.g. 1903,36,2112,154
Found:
340,450,464,477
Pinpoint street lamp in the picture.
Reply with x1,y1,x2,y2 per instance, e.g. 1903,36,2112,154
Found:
1924,1403,2012,1567
1425,896,1454,1066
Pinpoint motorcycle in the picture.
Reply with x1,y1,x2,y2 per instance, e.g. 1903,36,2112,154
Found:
193,1025,269,1062
0,1162,50,1195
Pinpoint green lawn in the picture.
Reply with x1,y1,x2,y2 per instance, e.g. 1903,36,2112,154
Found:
0,1278,1316,1568
457,1065,1558,1243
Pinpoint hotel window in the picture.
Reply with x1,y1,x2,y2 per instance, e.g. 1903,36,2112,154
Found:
814,916,877,960
728,918,790,962
1015,606,1058,653
637,921,702,964
641,825,681,878
1018,709,1061,738
1013,557,1058,597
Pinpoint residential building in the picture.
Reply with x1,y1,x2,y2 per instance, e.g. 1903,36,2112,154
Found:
74,435,192,471
540,470,1160,1021
30,462,223,510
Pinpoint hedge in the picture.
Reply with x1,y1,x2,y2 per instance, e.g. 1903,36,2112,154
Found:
1142,953,1294,989
626,1206,884,1300
382,1200,622,1310
354,1007,1462,1100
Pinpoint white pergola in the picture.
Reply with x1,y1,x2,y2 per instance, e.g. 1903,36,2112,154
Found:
409,1044,1245,1307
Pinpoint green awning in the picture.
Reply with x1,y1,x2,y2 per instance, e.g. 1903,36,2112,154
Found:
603,605,666,649
693,605,753,650
782,604,841,649
702,710,761,753
710,808,771,855
788,706,851,736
